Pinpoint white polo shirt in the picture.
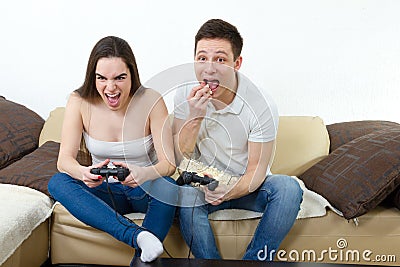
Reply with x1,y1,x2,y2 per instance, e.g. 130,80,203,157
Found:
174,72,279,177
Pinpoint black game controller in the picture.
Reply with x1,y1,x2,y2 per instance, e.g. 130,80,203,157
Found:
176,171,219,191
90,166,130,182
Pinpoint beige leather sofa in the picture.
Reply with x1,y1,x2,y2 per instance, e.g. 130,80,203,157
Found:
39,108,400,266
1,222,49,267
0,97,51,267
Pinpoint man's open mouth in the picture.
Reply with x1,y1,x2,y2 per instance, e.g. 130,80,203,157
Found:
203,79,220,92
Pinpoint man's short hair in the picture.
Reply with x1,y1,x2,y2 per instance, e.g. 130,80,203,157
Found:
195,19,243,60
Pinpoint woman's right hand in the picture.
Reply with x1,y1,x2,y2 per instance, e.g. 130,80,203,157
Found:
81,159,110,188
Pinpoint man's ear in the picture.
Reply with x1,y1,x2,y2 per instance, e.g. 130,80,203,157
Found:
234,56,243,71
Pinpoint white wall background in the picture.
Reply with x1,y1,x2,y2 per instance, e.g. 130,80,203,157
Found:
0,0,399,125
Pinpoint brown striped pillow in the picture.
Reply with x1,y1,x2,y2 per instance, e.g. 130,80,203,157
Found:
0,141,91,196
0,96,44,169
326,120,399,152
300,126,400,219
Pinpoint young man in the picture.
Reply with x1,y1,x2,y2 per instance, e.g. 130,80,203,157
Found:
173,19,303,261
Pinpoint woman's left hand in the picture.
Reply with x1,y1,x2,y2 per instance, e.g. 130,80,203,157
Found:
112,161,142,188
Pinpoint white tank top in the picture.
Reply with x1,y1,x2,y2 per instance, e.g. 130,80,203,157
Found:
83,132,158,182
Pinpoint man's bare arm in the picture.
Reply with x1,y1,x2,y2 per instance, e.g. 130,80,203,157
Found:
172,117,203,163
204,140,275,204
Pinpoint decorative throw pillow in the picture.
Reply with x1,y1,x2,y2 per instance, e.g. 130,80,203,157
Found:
390,189,400,210
299,127,400,220
0,96,44,169
0,141,91,196
327,120,400,152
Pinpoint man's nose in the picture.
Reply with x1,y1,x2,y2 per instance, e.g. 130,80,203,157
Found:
205,61,217,74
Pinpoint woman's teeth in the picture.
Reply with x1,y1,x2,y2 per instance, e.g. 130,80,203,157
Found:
105,93,120,106
106,93,119,98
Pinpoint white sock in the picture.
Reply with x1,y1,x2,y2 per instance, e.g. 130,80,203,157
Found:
136,231,164,262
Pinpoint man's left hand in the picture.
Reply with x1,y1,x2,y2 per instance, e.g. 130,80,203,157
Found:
203,183,232,205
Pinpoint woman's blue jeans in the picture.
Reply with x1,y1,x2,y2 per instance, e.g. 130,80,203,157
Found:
178,174,303,261
48,173,177,251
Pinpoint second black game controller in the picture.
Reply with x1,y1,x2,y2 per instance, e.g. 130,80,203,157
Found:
176,171,219,191
90,166,130,182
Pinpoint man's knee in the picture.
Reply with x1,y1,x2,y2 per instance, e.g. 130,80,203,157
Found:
266,175,303,201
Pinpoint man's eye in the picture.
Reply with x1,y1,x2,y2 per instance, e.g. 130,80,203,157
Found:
216,58,225,63
197,56,206,62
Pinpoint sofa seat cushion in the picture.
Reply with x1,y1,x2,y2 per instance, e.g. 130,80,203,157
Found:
277,206,400,265
0,96,44,170
51,202,400,265
0,184,53,265
50,203,186,266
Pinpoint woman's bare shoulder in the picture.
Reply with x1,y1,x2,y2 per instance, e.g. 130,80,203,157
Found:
138,87,162,99
65,92,91,114
67,91,83,104
133,87,165,107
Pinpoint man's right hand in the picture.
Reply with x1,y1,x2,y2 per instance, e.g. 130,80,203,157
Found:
187,80,212,120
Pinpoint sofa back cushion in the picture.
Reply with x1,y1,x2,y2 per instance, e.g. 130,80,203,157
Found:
39,107,89,154
270,116,330,176
0,96,44,170
39,107,65,147
40,109,330,177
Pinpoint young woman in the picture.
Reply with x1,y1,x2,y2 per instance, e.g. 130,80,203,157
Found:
48,36,177,264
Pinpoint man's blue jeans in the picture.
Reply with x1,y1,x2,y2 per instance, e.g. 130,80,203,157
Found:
48,173,177,251
178,174,303,261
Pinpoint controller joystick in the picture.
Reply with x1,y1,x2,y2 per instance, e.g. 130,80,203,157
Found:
176,171,219,191
90,166,130,182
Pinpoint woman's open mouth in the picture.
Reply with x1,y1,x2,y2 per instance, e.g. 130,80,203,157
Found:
105,93,121,107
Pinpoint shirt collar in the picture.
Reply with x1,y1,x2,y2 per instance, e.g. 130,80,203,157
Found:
213,72,246,115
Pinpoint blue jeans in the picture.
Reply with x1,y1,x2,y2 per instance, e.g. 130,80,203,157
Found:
178,174,303,261
48,173,177,251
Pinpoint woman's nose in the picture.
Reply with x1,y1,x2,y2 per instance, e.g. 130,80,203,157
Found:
106,80,116,89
